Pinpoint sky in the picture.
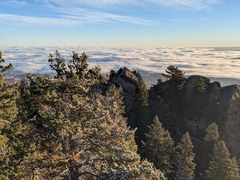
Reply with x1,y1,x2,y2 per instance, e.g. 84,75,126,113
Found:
0,0,240,47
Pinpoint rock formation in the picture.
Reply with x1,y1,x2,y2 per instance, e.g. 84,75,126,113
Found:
105,68,240,175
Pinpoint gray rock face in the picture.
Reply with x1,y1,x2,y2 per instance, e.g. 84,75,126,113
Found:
110,67,141,94
183,77,240,158
150,75,240,160
184,75,210,93
106,70,240,160
104,70,240,178
108,67,145,115
220,85,240,158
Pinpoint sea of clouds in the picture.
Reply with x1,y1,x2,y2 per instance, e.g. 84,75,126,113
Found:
1,46,240,86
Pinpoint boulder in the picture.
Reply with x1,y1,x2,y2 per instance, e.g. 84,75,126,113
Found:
108,67,147,117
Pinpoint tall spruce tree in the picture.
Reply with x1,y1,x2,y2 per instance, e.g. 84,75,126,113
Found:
137,77,149,106
206,140,240,180
197,122,220,178
174,132,196,180
142,116,174,176
204,122,220,143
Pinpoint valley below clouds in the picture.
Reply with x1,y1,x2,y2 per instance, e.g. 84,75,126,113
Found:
1,46,240,86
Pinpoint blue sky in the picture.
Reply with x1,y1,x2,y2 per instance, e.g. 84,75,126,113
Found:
0,0,239,47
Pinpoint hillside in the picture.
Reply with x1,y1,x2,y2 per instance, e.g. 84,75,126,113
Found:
0,51,239,179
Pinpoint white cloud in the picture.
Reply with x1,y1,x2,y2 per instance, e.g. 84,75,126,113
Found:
0,0,28,6
0,0,223,9
56,7,155,25
0,13,78,25
149,0,223,9
0,9,154,26
0,0,222,27
2,46,239,86
45,0,222,9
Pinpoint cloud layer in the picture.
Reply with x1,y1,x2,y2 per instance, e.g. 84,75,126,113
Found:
0,0,223,26
45,0,222,9
1,46,239,86
0,10,153,26
0,0,155,26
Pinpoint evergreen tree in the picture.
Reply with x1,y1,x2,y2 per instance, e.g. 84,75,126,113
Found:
162,65,186,91
206,140,240,180
10,52,165,179
231,157,240,180
204,122,219,143
137,77,149,106
0,52,19,178
197,122,220,178
162,65,186,115
0,51,165,179
194,76,206,94
105,85,125,118
20,81,163,179
48,51,104,84
142,116,174,176
0,52,17,127
174,132,196,180
187,76,206,120
128,160,165,180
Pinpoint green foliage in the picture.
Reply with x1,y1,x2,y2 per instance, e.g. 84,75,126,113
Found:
0,53,13,74
197,122,220,178
0,51,165,179
48,51,104,84
204,122,220,143
0,52,19,178
142,116,174,176
129,160,166,179
162,65,186,91
106,85,125,118
137,78,149,106
174,132,196,180
194,76,206,94
206,140,240,180
231,157,240,180
161,65,186,115
15,76,163,179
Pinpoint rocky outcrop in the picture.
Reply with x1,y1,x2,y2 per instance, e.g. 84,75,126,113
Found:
108,67,146,115
220,85,240,158
149,75,240,156
103,68,240,165
102,69,240,178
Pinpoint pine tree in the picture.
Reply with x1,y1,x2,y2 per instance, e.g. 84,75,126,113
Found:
0,52,17,128
105,85,125,118
162,65,186,114
0,52,19,178
174,132,196,180
206,140,240,180
0,51,166,179
197,122,220,178
14,64,164,179
142,116,174,176
137,77,149,106
204,122,219,143
162,65,186,91
194,76,206,94
231,157,240,180
48,51,103,84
